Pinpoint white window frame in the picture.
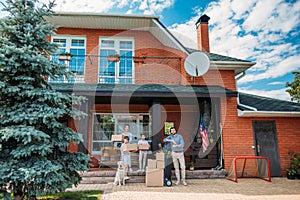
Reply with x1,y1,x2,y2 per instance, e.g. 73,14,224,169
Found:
92,113,151,155
99,37,135,84
50,35,86,83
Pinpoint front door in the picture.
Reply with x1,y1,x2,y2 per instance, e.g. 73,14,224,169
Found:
252,120,281,177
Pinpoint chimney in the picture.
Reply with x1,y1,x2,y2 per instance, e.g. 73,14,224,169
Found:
196,14,210,52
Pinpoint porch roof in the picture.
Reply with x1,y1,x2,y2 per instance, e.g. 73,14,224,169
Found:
239,92,300,112
50,83,237,98
238,92,300,117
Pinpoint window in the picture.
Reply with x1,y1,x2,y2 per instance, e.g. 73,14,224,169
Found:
50,36,86,83
92,113,151,154
99,38,134,84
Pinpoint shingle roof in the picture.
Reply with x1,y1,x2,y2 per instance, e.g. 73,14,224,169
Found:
238,92,300,112
50,83,237,98
186,48,252,63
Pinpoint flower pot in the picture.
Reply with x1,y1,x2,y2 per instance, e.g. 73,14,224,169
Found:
58,55,72,61
189,166,194,171
108,56,120,62
287,174,296,180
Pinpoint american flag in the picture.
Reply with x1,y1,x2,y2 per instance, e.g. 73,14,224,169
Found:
200,116,209,153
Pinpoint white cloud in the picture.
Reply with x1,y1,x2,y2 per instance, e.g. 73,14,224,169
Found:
239,55,300,83
268,82,285,85
238,88,291,101
48,0,115,13
46,0,174,15
168,0,300,85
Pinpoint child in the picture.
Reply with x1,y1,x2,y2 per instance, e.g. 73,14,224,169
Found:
137,134,150,172
120,136,131,179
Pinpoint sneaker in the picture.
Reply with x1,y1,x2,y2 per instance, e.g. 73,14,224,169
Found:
137,169,142,172
124,176,130,180
129,168,133,172
175,181,180,186
182,181,187,186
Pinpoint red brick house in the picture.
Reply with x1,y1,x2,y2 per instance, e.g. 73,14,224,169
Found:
47,12,300,177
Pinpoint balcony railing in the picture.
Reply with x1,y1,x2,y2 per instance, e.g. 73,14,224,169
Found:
48,55,182,84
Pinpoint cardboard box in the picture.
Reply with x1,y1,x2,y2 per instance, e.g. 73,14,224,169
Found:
138,144,150,150
156,152,165,161
146,168,164,187
111,135,124,142
156,160,165,169
107,148,118,156
147,159,157,169
123,143,137,152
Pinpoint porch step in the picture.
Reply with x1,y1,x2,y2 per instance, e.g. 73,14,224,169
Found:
79,169,227,184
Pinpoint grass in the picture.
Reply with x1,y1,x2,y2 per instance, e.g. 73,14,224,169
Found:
37,190,103,200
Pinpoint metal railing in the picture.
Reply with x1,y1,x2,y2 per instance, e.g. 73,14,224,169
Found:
48,55,182,84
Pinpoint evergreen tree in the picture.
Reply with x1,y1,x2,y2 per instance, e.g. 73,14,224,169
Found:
286,72,300,103
0,0,90,198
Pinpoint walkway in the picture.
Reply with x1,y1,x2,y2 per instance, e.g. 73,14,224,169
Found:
68,178,300,200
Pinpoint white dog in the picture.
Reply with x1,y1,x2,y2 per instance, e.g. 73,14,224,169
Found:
114,161,126,186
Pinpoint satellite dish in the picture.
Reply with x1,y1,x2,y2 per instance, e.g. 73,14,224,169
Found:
184,52,210,77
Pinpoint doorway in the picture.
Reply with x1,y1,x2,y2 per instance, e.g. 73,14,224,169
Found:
252,120,281,177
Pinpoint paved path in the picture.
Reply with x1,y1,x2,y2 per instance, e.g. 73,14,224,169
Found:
68,178,300,200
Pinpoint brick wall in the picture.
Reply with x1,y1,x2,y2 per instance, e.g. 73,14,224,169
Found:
221,97,300,175
54,28,235,89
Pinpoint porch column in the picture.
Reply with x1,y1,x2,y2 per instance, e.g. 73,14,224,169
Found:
77,96,93,154
151,98,162,152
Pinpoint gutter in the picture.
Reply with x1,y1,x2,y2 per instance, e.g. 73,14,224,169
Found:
238,111,300,117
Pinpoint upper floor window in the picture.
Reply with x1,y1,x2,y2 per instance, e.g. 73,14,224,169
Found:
50,36,86,83
99,38,134,84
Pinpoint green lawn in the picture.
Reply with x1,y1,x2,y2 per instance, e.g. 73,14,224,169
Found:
37,190,103,200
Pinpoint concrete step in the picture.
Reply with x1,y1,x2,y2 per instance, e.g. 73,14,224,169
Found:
80,169,227,184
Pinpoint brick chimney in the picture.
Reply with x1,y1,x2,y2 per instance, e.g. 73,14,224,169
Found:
196,14,210,52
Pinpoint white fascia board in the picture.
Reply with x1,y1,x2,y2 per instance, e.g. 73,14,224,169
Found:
151,19,189,55
210,61,255,74
210,61,255,69
238,110,300,117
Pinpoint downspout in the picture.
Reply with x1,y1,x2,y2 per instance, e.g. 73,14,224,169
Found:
235,71,257,115
235,71,246,81
237,93,257,116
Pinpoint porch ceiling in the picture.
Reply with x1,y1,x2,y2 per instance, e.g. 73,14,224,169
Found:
50,83,237,98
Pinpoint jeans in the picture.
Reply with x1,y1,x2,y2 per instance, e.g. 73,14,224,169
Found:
171,151,186,181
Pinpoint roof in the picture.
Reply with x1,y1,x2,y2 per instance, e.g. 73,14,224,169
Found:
187,48,255,75
238,92,300,117
50,83,237,98
46,12,189,54
186,48,251,63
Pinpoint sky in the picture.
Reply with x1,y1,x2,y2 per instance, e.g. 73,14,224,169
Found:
1,0,299,101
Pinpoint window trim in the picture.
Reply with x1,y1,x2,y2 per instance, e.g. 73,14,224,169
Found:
92,112,151,154
51,35,86,82
99,37,135,84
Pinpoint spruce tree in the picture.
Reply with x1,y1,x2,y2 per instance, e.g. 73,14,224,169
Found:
0,0,90,198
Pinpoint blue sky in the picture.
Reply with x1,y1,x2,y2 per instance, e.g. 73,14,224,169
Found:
1,0,299,101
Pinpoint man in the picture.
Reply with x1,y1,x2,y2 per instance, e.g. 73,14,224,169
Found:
163,127,187,186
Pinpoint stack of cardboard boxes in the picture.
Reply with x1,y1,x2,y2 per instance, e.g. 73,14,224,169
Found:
145,152,165,187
